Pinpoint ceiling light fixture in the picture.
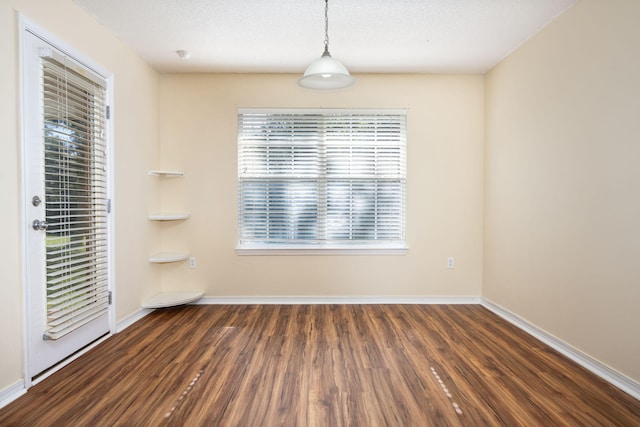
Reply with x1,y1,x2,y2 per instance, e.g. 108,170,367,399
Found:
298,0,355,90
176,50,191,59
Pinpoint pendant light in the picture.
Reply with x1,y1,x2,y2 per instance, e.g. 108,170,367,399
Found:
298,0,355,90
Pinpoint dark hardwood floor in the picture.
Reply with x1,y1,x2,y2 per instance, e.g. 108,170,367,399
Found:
1,304,638,426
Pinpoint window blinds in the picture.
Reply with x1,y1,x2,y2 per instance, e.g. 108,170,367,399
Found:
41,52,109,340
238,110,406,247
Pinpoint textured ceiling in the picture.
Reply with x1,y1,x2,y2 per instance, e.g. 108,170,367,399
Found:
73,0,575,74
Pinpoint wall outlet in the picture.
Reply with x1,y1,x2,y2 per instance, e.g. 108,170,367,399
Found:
189,256,197,269
447,257,455,269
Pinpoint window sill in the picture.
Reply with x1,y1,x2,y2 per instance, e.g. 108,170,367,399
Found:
235,244,408,256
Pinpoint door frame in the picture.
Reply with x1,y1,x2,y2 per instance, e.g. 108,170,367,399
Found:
18,15,116,388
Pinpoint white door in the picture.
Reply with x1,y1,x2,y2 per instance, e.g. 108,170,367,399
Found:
23,28,111,377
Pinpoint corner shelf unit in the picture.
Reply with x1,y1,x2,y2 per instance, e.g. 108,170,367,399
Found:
148,252,189,263
148,213,190,221
141,291,204,309
145,169,202,309
149,170,184,177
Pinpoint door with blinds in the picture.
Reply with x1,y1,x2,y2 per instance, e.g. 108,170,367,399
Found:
23,29,111,377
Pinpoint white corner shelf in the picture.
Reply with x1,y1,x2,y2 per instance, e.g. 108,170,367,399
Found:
149,170,184,177
146,169,200,310
148,213,190,221
148,252,189,263
141,291,204,309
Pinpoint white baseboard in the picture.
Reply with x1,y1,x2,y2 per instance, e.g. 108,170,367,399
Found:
116,307,154,333
0,381,26,410
194,295,482,305
481,298,640,401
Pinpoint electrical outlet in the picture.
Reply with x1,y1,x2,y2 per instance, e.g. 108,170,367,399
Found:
189,256,197,269
447,257,455,269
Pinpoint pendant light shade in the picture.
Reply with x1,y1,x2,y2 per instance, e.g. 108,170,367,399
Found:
299,51,355,90
298,0,354,90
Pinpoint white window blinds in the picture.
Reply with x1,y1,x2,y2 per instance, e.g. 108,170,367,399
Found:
238,109,407,251
41,51,109,340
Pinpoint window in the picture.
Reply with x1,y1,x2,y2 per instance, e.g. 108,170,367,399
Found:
237,109,407,255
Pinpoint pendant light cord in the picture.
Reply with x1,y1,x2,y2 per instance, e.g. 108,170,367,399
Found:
298,0,355,89
323,0,330,56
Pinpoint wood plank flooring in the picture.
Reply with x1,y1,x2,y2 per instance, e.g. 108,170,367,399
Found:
1,305,639,426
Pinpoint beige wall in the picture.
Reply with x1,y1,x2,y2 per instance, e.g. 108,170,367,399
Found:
0,0,23,396
484,0,640,382
8,0,635,403
0,0,160,392
158,74,485,297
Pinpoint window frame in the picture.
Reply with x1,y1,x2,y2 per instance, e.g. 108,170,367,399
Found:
236,108,408,256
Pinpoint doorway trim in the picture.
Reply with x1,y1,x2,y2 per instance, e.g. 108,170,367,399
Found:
18,14,116,389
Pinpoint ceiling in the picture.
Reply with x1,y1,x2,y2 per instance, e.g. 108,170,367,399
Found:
73,0,576,74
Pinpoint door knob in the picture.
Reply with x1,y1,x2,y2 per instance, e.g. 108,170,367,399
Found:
32,220,48,231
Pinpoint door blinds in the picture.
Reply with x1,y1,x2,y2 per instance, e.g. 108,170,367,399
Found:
41,51,109,340
238,110,406,248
